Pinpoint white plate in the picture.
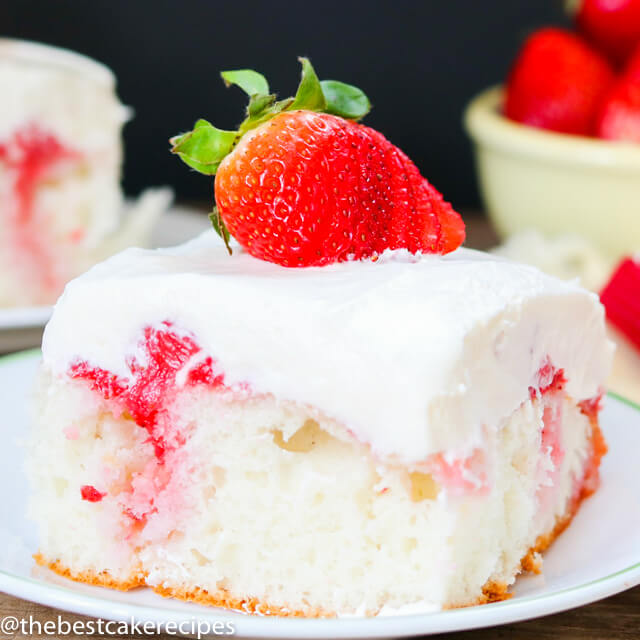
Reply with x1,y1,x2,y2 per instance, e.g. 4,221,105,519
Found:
0,205,210,331
0,350,639,639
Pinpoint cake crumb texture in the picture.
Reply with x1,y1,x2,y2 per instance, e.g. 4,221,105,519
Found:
32,414,603,617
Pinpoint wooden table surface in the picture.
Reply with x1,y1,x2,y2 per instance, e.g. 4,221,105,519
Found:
1,214,638,639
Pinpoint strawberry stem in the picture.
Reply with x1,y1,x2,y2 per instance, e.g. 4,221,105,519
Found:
208,207,232,254
170,57,370,177
171,57,371,247
290,57,327,111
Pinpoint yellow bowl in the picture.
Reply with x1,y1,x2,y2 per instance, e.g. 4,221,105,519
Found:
464,86,640,259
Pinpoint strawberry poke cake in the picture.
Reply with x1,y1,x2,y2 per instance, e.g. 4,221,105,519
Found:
28,60,614,616
0,38,169,307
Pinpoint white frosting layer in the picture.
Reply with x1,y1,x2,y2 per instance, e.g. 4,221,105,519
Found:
42,231,614,463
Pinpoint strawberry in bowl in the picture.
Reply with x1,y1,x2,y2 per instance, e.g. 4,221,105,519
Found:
574,0,640,66
171,58,465,267
597,44,640,142
465,13,640,260
503,28,615,136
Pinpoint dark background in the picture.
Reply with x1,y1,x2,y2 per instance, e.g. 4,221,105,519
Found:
1,1,570,210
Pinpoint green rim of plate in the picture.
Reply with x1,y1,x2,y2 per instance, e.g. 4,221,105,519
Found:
607,391,640,412
0,347,41,364
1,348,638,615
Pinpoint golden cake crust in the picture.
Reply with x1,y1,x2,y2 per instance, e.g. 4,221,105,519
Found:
33,553,146,591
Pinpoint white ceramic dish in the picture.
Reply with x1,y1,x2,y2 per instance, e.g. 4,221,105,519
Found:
0,205,210,332
464,86,640,260
1,350,639,638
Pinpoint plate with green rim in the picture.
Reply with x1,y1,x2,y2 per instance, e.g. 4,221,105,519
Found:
1,350,639,638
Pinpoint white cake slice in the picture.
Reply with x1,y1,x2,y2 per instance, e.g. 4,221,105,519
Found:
0,38,169,307
28,231,613,615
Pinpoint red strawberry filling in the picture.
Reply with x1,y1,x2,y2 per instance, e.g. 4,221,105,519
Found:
69,339,605,532
427,448,489,496
530,358,606,523
69,322,231,526
529,357,567,399
70,322,227,461
0,125,81,293
80,485,106,503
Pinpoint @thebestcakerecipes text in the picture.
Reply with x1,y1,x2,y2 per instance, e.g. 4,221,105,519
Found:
0,614,235,638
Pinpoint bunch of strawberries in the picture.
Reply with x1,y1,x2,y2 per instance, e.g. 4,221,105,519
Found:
505,0,640,142
503,0,640,351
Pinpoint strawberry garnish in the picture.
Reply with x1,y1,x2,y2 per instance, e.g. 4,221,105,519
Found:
504,28,615,136
573,0,640,66
171,58,464,267
596,45,640,142
600,256,640,351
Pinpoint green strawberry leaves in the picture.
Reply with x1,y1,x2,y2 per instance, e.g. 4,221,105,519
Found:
170,119,236,176
220,69,269,96
290,57,327,111
321,80,371,120
238,96,294,137
171,58,371,176
247,93,277,117
171,57,372,245
286,58,370,119
209,207,232,254
171,58,371,177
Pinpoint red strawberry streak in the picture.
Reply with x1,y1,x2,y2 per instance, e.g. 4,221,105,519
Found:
80,485,106,502
529,359,606,496
0,126,80,290
528,359,568,473
69,322,227,461
72,339,605,517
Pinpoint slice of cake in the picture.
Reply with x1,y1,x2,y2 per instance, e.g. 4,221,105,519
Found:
29,232,613,614
0,38,169,307
28,59,613,616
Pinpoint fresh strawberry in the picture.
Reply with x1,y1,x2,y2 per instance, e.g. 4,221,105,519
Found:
504,28,615,136
573,0,640,66
171,58,464,267
600,256,640,351
596,45,640,141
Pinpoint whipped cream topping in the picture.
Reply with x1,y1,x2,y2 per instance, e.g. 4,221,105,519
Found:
42,231,614,463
